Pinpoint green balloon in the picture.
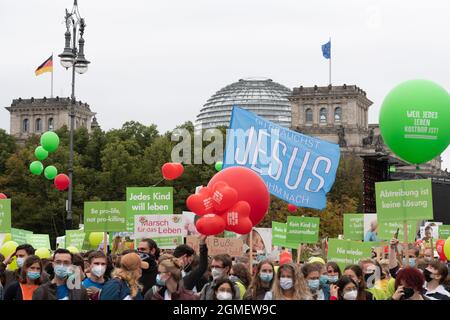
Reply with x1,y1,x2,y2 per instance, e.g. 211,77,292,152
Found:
44,165,58,180
379,79,450,164
29,161,44,175
40,131,60,153
35,146,49,161
215,161,223,171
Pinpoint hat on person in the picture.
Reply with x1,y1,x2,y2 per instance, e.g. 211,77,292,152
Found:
120,252,147,271
279,252,293,266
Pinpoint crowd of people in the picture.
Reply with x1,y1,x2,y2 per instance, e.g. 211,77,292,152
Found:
0,235,449,301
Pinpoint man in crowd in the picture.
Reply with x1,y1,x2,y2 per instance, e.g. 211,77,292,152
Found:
82,251,108,300
136,238,159,294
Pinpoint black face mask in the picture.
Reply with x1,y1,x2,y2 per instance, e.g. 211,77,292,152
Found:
184,262,192,273
364,272,374,283
403,287,415,299
423,269,433,283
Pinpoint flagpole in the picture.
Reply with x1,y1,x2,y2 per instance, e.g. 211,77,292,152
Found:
329,37,331,86
51,53,54,98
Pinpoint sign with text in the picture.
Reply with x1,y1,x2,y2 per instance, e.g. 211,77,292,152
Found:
126,187,173,215
439,225,450,239
65,230,86,250
272,222,287,247
186,236,243,257
343,214,364,241
286,216,320,245
134,214,183,249
11,228,33,245
0,199,11,233
84,201,127,232
378,220,417,243
223,107,340,210
375,179,433,222
25,234,51,250
327,238,374,271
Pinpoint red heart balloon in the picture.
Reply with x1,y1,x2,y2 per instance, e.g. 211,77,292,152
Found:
287,204,297,212
162,162,184,180
223,201,253,234
186,187,214,216
436,239,446,261
212,181,238,212
0,193,7,199
54,174,70,191
195,213,226,236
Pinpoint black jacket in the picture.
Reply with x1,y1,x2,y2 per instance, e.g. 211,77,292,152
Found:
138,253,158,295
3,282,23,300
182,243,208,291
32,281,89,300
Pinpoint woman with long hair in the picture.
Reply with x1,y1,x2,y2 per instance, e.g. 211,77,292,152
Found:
244,260,275,300
264,263,311,300
4,255,43,300
343,264,373,300
230,263,252,299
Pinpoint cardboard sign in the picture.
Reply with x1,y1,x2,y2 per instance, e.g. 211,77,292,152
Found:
186,236,243,257
343,214,364,241
134,214,183,249
375,179,433,222
0,199,11,233
84,201,127,232
327,238,374,271
286,216,320,245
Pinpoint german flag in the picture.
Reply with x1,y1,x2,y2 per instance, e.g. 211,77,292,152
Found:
35,55,53,76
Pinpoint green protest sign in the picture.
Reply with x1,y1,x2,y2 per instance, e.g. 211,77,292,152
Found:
327,239,374,271
65,230,86,250
439,225,450,239
286,216,320,245
378,220,417,243
343,214,364,241
272,222,287,247
223,231,237,238
26,234,51,249
0,199,12,233
375,179,433,222
126,187,173,215
11,228,33,245
84,201,127,232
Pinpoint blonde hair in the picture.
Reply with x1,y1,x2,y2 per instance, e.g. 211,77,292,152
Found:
272,263,311,300
112,267,142,298
158,254,184,282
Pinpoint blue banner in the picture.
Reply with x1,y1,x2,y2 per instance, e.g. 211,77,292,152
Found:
223,106,340,210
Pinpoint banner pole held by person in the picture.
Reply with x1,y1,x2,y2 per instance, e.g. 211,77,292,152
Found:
249,230,253,274
403,220,409,266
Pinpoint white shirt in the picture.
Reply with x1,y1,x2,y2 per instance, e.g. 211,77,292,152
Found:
424,284,450,300
164,290,172,300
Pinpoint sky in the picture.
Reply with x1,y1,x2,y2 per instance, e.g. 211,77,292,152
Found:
0,0,449,168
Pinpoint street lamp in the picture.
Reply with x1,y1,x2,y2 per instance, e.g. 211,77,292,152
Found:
58,0,90,230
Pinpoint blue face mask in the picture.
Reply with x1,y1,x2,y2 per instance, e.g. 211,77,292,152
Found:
156,273,166,286
27,271,41,280
328,275,339,283
308,279,320,290
319,275,328,285
259,272,273,282
54,264,69,279
408,258,416,268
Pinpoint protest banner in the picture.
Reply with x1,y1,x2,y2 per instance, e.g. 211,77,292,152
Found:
11,228,33,245
26,234,51,249
439,225,450,239
363,213,415,243
182,211,201,236
0,199,11,233
286,216,320,245
84,201,127,232
238,228,272,263
343,214,364,241
223,106,340,210
327,238,374,271
65,230,86,250
272,221,287,247
134,214,183,249
186,236,243,257
419,222,442,240
126,187,173,215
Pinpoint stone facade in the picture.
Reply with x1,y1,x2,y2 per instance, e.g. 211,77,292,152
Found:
5,97,96,143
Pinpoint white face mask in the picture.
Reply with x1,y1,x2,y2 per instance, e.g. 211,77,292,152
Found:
216,291,233,300
211,268,224,280
16,257,26,268
91,265,106,278
279,277,294,290
343,290,358,300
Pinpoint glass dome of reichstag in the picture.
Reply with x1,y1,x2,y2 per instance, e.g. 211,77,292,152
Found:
195,78,292,129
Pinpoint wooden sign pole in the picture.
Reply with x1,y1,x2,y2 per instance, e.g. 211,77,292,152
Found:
249,229,253,274
403,221,408,267
103,232,108,255
296,243,303,264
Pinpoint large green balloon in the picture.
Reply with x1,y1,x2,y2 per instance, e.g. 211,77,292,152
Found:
30,161,44,175
215,161,223,171
40,131,60,153
89,232,104,247
0,240,19,258
35,146,49,161
44,165,58,180
35,247,51,259
379,79,450,164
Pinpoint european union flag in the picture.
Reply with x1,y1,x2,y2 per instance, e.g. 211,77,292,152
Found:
322,40,331,59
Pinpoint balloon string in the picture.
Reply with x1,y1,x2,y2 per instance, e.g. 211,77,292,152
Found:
152,178,165,187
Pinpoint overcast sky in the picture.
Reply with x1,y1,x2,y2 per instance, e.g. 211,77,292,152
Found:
0,0,449,168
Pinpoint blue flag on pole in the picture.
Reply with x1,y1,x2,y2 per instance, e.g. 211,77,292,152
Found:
223,106,341,210
322,40,331,59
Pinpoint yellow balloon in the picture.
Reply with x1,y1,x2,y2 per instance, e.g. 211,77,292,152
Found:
35,247,51,259
89,232,104,247
66,246,79,254
2,233,12,244
444,238,450,261
0,240,19,257
7,257,18,271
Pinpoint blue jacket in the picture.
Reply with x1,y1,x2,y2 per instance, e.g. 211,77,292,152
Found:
100,278,143,300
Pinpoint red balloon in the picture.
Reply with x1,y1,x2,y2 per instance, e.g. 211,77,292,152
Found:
211,181,238,212
208,167,269,226
54,174,70,191
195,213,226,236
0,193,7,199
287,204,297,212
436,239,447,261
186,187,215,216
222,201,253,234
161,162,184,180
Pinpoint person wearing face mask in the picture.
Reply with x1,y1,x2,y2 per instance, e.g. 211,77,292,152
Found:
199,254,241,300
302,262,325,300
3,255,43,300
32,249,88,300
423,260,450,300
136,238,159,295
244,260,275,300
230,263,252,299
391,267,427,300
343,265,373,300
264,263,312,300
173,235,209,293
213,278,238,301
329,276,359,300
82,251,108,300
359,259,388,300
144,254,198,300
